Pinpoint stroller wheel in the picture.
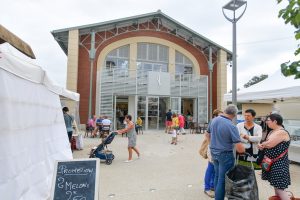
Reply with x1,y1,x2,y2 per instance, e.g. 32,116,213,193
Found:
89,154,95,158
105,159,112,165
111,154,115,160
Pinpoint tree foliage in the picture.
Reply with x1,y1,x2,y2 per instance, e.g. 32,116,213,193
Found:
243,74,268,88
277,0,300,79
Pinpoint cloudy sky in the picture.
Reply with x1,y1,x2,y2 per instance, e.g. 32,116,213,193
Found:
1,0,298,91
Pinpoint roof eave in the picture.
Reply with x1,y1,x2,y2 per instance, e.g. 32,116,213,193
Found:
51,10,232,57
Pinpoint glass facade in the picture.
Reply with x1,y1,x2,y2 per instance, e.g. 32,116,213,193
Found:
99,43,208,130
137,96,146,127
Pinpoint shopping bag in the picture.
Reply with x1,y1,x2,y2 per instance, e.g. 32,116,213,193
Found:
76,134,84,150
199,137,209,159
71,136,76,150
225,157,259,200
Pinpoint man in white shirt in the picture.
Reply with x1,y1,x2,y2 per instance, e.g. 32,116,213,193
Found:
102,116,111,126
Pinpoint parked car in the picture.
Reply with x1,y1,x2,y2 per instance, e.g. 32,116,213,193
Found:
237,110,244,123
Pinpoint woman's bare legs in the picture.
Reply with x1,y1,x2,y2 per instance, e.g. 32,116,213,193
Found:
132,147,140,157
275,188,290,200
127,147,133,160
127,147,140,160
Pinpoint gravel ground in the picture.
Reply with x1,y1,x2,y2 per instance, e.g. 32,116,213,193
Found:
73,130,300,200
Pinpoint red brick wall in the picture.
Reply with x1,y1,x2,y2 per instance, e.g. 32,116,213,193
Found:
77,30,218,123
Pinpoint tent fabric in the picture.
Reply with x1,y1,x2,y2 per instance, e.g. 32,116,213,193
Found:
224,70,300,102
0,50,75,199
0,50,79,101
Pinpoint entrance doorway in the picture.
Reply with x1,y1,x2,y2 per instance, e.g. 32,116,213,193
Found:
182,98,194,128
159,97,169,129
148,97,159,129
116,96,128,129
181,98,194,116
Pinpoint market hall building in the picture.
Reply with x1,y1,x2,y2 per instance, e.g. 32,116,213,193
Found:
52,10,231,130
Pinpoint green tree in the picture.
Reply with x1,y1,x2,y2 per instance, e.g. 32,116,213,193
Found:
243,74,268,88
277,0,300,78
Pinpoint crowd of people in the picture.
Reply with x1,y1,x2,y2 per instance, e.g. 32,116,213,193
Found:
203,104,291,200
63,105,292,200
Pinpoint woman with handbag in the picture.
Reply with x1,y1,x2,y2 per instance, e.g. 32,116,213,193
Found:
203,109,223,198
258,113,291,200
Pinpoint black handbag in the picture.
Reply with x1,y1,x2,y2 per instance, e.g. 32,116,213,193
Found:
256,130,272,165
256,149,264,165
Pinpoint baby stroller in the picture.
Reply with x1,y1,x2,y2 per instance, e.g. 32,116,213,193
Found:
89,131,117,165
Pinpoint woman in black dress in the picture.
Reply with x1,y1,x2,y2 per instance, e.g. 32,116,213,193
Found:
258,114,290,200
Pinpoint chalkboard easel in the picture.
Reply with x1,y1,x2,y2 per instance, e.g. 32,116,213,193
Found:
50,158,100,200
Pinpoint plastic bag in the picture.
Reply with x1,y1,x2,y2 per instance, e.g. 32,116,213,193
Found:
225,164,259,200
76,134,84,150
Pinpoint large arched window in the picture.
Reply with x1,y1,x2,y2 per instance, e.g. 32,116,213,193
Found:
175,51,193,74
105,45,129,71
137,43,168,73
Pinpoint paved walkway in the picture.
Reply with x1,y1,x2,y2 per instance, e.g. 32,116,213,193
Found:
73,130,300,200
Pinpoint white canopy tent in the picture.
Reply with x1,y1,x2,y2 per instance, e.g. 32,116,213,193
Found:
0,47,79,199
224,70,300,103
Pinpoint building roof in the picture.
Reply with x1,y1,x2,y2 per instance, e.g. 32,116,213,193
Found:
51,10,232,59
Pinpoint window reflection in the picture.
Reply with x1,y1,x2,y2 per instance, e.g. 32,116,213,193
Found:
175,51,193,74
105,45,129,72
137,43,169,75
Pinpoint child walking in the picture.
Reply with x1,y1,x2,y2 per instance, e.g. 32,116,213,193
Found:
171,127,177,145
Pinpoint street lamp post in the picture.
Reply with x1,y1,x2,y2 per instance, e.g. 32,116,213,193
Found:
207,46,214,120
222,0,247,122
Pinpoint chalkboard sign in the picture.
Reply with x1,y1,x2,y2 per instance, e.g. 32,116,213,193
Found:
50,159,100,200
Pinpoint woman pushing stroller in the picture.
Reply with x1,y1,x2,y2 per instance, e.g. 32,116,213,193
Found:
116,115,140,163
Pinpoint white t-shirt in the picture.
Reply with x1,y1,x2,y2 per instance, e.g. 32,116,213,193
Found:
236,122,263,154
172,129,177,138
102,119,111,126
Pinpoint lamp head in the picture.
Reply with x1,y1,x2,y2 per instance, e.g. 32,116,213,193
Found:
223,0,247,11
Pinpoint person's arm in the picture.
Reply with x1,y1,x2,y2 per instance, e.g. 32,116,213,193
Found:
117,122,134,134
246,125,263,143
237,123,249,144
205,122,211,141
236,143,245,153
231,126,245,153
73,119,79,133
259,130,289,149
205,131,210,141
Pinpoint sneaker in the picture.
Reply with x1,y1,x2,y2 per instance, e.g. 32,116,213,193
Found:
124,160,133,163
204,190,215,198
